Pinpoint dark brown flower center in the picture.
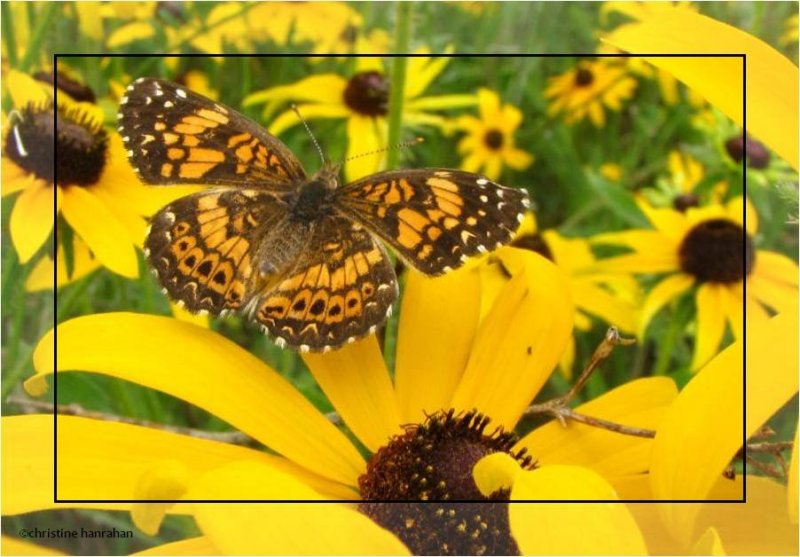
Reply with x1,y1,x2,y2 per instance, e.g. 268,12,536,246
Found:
724,135,770,169
33,70,96,103
340,24,359,45
483,129,504,151
5,103,108,186
156,1,186,22
574,67,594,87
510,232,554,262
343,71,390,117
673,193,700,212
358,410,535,556
678,219,755,283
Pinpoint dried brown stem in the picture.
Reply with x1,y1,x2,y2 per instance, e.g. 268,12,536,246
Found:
7,395,257,446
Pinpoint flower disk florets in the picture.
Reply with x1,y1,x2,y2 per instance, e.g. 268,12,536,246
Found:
358,409,535,555
343,71,390,116
678,218,755,283
5,103,108,186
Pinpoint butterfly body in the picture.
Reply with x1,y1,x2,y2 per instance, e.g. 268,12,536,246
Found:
119,78,529,352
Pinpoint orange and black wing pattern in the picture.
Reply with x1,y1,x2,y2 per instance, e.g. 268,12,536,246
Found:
145,188,290,316
118,78,306,188
249,215,397,352
335,169,530,275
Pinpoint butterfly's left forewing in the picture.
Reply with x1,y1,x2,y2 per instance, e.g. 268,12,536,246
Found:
118,78,306,188
335,169,529,275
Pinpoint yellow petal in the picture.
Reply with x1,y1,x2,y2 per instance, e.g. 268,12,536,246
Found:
405,49,452,99
692,283,727,371
510,466,647,555
753,250,799,287
405,94,478,111
106,21,155,48
9,180,56,263
635,197,689,241
604,7,798,170
60,186,138,278
450,249,573,429
651,309,798,542
690,527,726,555
517,378,677,478
395,267,481,424
30,314,365,487
7,70,51,108
266,103,350,136
303,337,401,453
693,476,798,555
1,536,66,556
570,280,639,334
131,461,190,535
345,114,384,181
1,414,353,516
134,537,219,556
638,273,695,338
727,196,758,235
244,74,348,108
473,452,522,497
190,461,410,555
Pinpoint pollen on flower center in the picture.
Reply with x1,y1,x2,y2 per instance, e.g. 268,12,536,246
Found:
343,71,390,117
358,409,535,556
574,67,594,87
678,218,755,283
510,232,554,262
5,104,108,187
483,129,504,151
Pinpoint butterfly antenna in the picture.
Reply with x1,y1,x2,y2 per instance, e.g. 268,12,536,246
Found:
291,104,326,166
340,137,425,165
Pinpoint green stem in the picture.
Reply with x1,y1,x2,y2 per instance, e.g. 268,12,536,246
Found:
385,1,412,170
2,2,18,67
18,2,60,72
653,296,692,376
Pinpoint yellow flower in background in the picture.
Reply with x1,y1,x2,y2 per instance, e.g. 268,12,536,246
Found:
593,196,798,371
544,59,637,127
243,50,477,181
454,88,533,181
599,162,623,182
1,71,198,279
624,308,798,554
10,251,676,554
479,213,640,376
781,13,799,46
639,150,726,212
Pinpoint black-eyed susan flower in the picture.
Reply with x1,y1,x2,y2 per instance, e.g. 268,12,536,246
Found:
479,213,640,377
454,88,533,181
2,70,198,278
243,50,477,181
622,308,798,554
593,196,798,370
544,59,637,127
14,251,671,554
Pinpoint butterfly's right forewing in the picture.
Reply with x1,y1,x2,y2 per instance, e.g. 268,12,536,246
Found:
118,78,306,188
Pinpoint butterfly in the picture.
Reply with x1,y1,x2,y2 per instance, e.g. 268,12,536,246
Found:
118,78,530,352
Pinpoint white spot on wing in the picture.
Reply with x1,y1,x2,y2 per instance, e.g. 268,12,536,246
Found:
275,337,286,348
476,178,489,185
164,100,174,108
176,88,187,98
299,344,310,353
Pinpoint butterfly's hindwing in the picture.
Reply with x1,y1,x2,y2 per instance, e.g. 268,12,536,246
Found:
335,169,529,275
118,78,306,188
146,188,290,315
249,216,397,352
